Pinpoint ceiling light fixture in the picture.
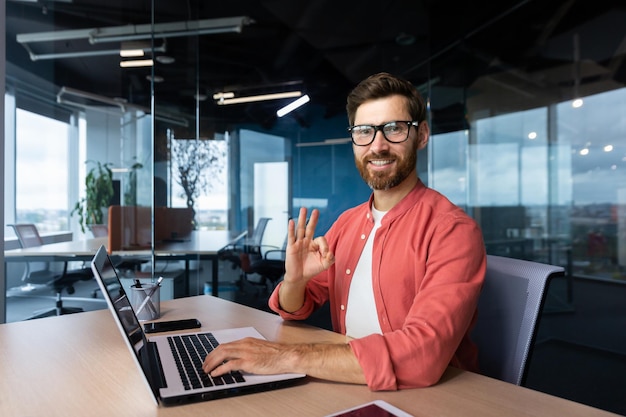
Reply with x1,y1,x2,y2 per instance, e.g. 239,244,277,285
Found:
277,94,310,117
215,91,302,105
56,86,189,127
572,98,584,108
213,92,235,100
17,16,251,61
120,41,149,57
120,59,154,68
120,49,144,57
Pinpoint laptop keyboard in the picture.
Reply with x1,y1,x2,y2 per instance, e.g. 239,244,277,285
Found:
167,333,246,391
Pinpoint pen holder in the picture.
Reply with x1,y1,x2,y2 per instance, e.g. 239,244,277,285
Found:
130,284,161,321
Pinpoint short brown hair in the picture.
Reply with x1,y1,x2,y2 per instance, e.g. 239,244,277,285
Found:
346,72,426,126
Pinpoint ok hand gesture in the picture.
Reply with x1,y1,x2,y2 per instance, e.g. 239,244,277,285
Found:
283,207,335,286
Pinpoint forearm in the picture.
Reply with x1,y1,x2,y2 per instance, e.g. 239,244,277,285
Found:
288,342,366,385
203,337,366,386
277,278,307,313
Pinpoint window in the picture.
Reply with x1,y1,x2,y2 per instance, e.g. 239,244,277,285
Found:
170,134,229,230
15,109,72,232
430,88,626,281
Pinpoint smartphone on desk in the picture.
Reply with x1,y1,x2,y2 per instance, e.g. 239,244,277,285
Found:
144,318,201,333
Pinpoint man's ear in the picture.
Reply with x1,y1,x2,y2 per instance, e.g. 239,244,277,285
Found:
417,121,430,150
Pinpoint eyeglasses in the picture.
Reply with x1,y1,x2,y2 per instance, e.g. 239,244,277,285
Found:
348,121,419,146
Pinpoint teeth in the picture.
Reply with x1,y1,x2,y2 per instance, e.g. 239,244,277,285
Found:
370,160,392,166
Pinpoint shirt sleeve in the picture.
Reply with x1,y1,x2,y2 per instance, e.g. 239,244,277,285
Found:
268,272,331,320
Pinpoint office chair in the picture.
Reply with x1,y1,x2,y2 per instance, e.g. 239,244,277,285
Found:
242,217,272,253
471,255,564,385
238,236,287,293
9,224,94,319
218,217,272,270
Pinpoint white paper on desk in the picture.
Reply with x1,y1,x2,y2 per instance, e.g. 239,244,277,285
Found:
325,400,413,417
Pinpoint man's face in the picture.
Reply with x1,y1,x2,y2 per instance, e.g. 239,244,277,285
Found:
352,95,424,190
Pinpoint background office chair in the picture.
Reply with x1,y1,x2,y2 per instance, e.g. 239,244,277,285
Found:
471,254,564,385
238,235,287,293
9,223,94,319
218,217,271,270
241,217,271,253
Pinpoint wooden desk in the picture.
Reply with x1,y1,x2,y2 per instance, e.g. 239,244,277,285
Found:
0,296,618,417
4,230,235,296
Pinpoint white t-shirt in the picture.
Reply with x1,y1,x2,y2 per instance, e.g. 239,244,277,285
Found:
345,206,386,339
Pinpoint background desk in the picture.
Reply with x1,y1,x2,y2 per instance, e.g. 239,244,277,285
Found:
4,230,234,296
0,296,618,417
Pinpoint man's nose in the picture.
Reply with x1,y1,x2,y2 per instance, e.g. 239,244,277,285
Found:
369,129,390,152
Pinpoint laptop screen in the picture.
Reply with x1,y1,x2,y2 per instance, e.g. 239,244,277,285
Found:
91,247,146,362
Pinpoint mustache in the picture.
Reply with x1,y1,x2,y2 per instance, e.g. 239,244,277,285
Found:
364,150,393,159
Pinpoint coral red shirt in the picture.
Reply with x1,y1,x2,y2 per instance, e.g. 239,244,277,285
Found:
269,180,486,391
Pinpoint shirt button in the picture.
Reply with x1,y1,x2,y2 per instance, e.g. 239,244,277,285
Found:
367,213,370,219
346,269,351,275
341,304,345,311
360,234,366,239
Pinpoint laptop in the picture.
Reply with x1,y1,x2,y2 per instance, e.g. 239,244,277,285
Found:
90,245,305,406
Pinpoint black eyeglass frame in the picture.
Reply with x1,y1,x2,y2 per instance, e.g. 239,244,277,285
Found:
347,120,420,146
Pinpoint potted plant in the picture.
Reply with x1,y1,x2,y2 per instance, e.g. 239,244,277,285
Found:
123,161,143,206
71,160,114,233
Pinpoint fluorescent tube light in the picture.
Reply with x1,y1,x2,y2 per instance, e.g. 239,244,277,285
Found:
120,59,154,68
213,92,235,100
277,94,310,117
120,49,144,57
216,91,302,105
120,41,149,57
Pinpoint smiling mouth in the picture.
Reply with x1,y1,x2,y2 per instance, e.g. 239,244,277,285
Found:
369,159,394,167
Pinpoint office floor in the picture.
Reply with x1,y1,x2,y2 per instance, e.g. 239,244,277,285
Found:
5,265,625,415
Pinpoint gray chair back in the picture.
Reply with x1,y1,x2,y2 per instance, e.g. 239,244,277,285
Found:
249,217,271,247
472,255,564,385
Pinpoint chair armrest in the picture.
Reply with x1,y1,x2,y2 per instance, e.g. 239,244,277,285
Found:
263,249,285,261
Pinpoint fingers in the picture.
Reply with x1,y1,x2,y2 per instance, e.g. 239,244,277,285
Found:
202,338,282,377
306,209,319,238
287,217,296,244
203,344,241,377
202,348,225,375
314,236,335,267
295,207,307,240
291,207,318,242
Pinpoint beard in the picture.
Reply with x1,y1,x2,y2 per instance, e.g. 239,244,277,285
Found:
355,142,418,190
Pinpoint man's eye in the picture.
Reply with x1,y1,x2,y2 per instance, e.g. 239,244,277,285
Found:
355,126,372,136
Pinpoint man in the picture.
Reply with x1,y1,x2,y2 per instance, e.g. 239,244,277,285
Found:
203,72,486,391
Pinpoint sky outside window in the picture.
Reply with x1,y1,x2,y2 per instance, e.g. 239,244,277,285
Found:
15,109,69,227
